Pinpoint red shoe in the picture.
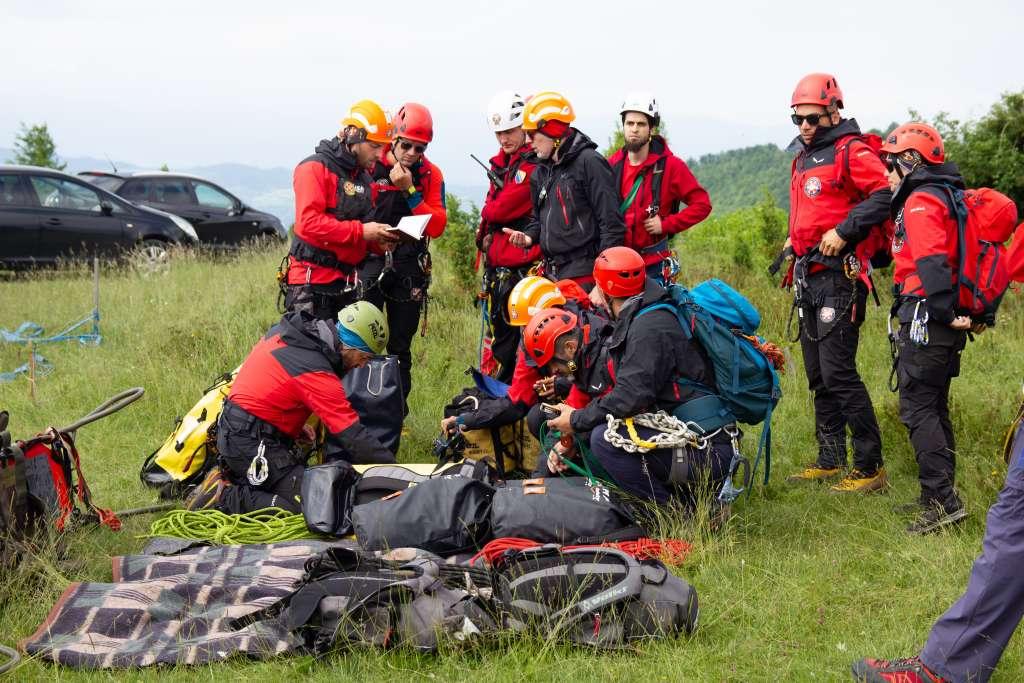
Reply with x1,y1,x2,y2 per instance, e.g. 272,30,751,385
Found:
851,656,947,682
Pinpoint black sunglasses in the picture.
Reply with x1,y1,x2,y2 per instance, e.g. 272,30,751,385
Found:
398,139,427,154
791,113,828,126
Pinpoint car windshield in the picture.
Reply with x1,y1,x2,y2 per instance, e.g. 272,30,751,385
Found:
84,175,124,192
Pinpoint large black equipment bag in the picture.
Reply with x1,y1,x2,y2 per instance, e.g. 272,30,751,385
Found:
232,545,499,654
330,355,404,458
494,545,699,649
490,477,645,544
301,461,360,537
352,476,494,555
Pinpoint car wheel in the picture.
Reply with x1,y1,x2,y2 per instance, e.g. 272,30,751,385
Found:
132,239,172,276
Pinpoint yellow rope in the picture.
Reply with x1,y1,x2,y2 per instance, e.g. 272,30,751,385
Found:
624,417,660,450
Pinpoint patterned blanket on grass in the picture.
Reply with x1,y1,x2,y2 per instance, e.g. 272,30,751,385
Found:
21,539,349,668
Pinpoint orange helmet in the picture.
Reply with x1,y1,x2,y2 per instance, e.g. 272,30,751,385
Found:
790,73,844,109
393,102,433,143
593,246,646,298
523,308,578,367
523,91,575,137
341,99,391,144
507,276,566,326
880,122,945,164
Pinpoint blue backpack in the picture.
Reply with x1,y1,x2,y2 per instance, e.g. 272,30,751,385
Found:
636,279,782,486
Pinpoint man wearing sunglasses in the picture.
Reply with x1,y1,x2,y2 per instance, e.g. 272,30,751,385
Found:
359,102,447,410
607,92,711,283
503,91,625,289
785,73,892,494
284,99,399,321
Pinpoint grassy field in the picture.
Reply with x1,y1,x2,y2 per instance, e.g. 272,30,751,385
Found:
1,239,1022,681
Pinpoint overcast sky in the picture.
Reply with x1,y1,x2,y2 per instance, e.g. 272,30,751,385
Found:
3,0,1021,185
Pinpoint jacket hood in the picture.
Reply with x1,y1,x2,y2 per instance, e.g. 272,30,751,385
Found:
608,278,669,350
554,128,598,166
790,118,864,154
274,311,344,371
315,137,357,172
891,161,966,216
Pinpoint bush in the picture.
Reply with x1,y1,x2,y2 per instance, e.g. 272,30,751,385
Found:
675,192,787,276
435,193,480,291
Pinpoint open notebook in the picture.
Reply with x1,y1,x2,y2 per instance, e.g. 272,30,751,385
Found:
388,214,430,240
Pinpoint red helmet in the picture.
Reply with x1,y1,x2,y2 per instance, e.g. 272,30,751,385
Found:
593,247,645,298
879,122,945,164
393,102,433,143
523,308,577,367
791,73,844,109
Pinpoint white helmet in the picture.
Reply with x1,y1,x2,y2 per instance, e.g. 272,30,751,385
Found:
620,91,660,126
486,91,526,132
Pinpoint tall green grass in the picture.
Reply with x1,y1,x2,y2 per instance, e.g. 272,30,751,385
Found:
1,235,1022,681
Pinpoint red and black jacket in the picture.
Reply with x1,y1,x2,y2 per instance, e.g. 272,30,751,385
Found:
890,163,967,325
477,144,543,268
608,136,712,267
367,148,447,270
523,129,626,282
227,311,392,462
287,138,376,286
788,119,892,265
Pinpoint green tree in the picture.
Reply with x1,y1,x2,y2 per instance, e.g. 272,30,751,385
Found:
160,163,170,172
9,122,66,170
917,92,1024,207
435,192,481,290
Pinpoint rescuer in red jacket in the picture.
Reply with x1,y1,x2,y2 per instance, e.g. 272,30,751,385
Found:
881,122,988,534
359,102,447,410
607,92,711,282
284,100,398,320
213,302,395,514
476,91,543,383
784,73,891,494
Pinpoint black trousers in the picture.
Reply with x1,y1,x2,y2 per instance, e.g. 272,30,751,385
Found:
485,267,527,384
216,427,303,514
361,265,426,409
896,322,967,506
797,270,883,471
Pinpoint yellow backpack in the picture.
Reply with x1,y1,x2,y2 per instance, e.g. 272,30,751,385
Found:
140,371,236,498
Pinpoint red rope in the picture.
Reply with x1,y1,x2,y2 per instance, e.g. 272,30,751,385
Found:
470,536,692,567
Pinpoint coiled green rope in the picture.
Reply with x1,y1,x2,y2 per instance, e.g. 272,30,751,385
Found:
144,508,320,545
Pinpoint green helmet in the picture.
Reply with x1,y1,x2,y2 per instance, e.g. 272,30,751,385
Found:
336,302,388,354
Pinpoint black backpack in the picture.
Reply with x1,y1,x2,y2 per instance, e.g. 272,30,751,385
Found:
232,545,500,654
494,545,699,649
352,476,495,555
490,477,645,544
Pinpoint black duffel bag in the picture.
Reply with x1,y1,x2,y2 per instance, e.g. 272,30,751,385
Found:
491,477,645,544
301,461,360,536
352,476,494,555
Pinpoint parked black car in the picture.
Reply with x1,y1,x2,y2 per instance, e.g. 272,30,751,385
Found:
0,165,198,270
79,171,287,246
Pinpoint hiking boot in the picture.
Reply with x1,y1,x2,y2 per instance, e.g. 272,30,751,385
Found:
851,656,947,682
184,467,231,511
894,500,926,516
907,499,967,535
831,467,887,493
786,463,843,482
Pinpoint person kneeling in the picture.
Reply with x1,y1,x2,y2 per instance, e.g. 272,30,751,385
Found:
214,302,395,514
541,247,734,507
